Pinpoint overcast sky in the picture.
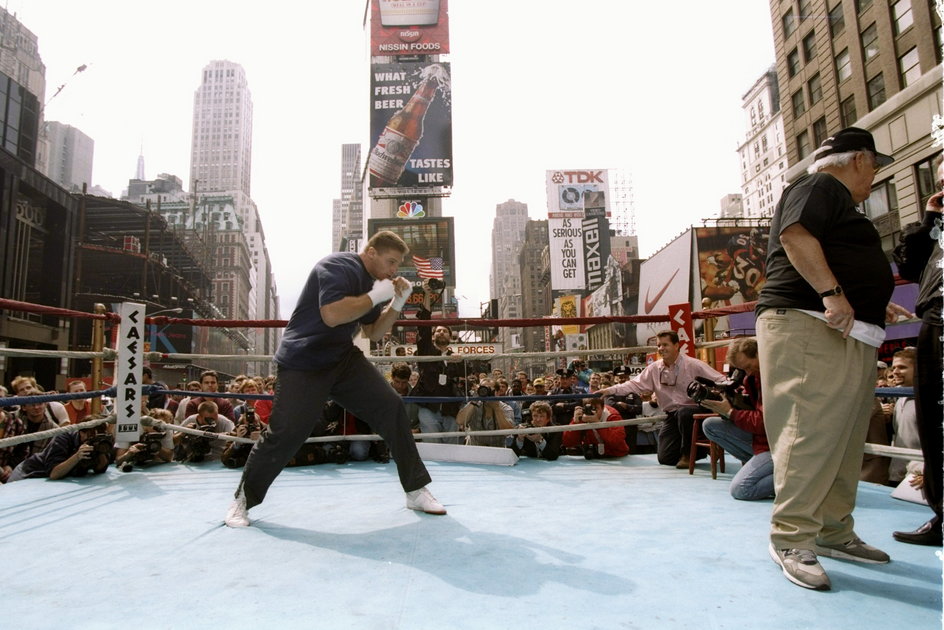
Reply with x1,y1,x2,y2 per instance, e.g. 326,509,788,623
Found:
13,0,775,317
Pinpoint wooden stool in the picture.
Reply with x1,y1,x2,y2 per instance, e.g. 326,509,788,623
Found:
688,413,726,478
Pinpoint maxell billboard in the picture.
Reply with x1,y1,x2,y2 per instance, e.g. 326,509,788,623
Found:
370,0,450,56
368,61,453,190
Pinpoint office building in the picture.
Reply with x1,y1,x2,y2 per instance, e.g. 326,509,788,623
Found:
771,0,942,249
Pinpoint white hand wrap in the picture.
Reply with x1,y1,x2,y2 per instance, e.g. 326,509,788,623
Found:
367,279,395,306
391,291,409,312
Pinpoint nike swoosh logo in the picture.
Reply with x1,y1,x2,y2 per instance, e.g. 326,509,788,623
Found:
644,268,681,314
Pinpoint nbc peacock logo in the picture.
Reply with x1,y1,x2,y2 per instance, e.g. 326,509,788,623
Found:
397,201,425,218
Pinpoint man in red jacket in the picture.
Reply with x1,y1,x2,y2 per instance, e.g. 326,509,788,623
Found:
562,397,629,459
700,337,773,501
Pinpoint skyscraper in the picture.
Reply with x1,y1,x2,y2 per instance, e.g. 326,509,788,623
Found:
737,66,787,218
43,120,93,192
185,59,280,368
770,0,942,248
332,143,364,251
190,60,253,198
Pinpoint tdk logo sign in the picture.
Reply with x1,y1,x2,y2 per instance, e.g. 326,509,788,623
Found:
551,170,605,184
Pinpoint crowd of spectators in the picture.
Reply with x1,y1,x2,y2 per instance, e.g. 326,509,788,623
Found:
0,343,921,501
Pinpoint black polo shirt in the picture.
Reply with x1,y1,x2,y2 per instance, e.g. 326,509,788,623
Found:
757,173,893,327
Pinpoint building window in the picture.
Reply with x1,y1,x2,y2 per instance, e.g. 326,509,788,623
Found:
898,47,921,87
797,130,812,159
798,0,812,18
929,23,944,64
861,23,879,61
840,95,858,127
829,4,845,37
802,30,817,62
867,73,886,110
862,179,898,220
892,0,914,36
783,8,797,37
792,89,807,117
915,152,943,216
788,48,801,76
808,73,823,104
813,117,828,147
836,48,852,82
856,0,873,11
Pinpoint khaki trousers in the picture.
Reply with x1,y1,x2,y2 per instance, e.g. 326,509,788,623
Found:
756,309,875,549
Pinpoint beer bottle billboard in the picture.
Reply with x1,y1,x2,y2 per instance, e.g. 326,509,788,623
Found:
369,62,453,190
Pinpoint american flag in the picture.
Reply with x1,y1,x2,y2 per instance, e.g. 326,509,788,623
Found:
412,255,445,280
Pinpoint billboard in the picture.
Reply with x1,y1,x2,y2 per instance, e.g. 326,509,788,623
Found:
367,217,456,289
546,169,610,218
370,0,450,56
693,225,769,338
693,226,769,306
635,229,693,345
582,214,610,292
368,61,453,190
548,218,585,291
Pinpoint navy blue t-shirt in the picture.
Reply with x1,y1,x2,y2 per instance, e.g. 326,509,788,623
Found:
274,252,383,370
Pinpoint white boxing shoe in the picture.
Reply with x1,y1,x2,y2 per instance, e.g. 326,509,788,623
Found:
224,490,250,527
406,486,446,515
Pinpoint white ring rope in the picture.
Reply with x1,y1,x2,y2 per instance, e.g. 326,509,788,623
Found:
0,413,924,463
0,348,114,360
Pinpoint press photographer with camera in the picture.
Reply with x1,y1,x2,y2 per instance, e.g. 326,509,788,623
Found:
7,417,114,482
696,338,773,501
597,330,724,468
561,397,629,459
222,403,266,469
510,401,561,461
455,378,514,447
410,278,464,444
115,408,175,472
176,401,235,463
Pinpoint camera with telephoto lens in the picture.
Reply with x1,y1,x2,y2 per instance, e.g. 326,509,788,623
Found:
686,368,751,410
222,410,262,469
76,433,114,476
175,420,217,462
427,278,444,291
476,384,494,398
581,404,596,416
583,442,605,460
120,431,165,472
324,442,349,465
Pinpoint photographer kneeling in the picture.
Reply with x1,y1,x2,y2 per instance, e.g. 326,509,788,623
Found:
562,397,629,459
456,379,514,447
175,401,235,463
7,417,113,482
510,401,562,461
698,337,773,501
115,408,175,472
222,404,265,469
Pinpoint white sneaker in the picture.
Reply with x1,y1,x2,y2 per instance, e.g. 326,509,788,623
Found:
224,490,250,527
406,486,446,515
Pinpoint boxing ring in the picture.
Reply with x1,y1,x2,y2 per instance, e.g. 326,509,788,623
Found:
0,298,940,630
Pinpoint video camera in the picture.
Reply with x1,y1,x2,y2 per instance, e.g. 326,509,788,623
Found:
222,410,263,469
174,419,217,463
686,368,752,410
76,433,114,476
119,431,165,472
